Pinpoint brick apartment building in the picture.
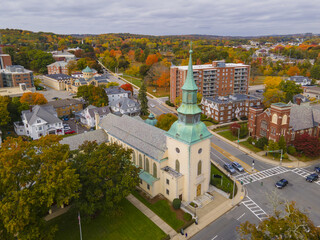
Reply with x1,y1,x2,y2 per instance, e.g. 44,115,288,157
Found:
170,60,250,103
47,61,69,75
202,94,261,123
248,101,320,143
0,65,34,88
0,54,12,69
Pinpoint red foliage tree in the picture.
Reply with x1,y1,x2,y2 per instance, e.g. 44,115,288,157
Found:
120,83,133,94
293,133,320,157
230,122,241,136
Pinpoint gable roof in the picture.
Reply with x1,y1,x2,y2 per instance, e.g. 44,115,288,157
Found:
60,129,108,150
44,98,83,108
109,97,140,111
99,114,167,161
22,105,61,125
105,86,130,95
88,106,111,118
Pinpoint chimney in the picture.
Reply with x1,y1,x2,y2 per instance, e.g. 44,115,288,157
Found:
94,111,100,130
296,97,301,105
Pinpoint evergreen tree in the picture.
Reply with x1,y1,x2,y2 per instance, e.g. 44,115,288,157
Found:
138,81,149,116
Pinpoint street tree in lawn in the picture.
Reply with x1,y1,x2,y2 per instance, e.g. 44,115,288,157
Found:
138,80,149,116
0,135,80,240
71,141,139,218
238,201,320,240
155,113,178,131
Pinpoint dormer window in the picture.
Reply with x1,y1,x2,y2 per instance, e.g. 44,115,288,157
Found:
37,120,41,123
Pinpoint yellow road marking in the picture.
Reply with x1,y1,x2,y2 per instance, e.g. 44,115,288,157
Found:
211,143,259,174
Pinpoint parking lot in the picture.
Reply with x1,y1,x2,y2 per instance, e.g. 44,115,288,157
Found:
37,85,75,101
63,118,88,135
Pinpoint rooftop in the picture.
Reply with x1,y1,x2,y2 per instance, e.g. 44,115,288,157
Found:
47,61,69,68
173,62,249,71
205,94,260,104
46,74,74,80
105,86,130,95
22,105,61,125
162,166,182,178
44,98,83,109
271,102,291,108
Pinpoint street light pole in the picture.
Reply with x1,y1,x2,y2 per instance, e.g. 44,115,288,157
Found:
280,149,283,166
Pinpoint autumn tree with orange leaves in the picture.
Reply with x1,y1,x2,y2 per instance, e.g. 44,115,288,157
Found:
287,66,300,76
20,92,48,105
146,54,159,66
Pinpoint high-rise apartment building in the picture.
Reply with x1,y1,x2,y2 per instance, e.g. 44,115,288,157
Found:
170,60,250,103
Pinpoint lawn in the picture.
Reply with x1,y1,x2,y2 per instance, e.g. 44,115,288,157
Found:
204,121,214,127
50,199,167,240
240,141,262,153
122,75,142,88
249,75,267,86
131,190,185,232
210,163,237,198
213,125,230,132
217,131,238,141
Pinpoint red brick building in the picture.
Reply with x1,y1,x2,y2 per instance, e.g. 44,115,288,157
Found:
170,60,250,103
0,54,12,69
202,94,261,123
47,61,69,75
248,102,320,142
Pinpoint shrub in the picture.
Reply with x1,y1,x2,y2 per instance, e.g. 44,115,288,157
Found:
287,145,297,155
293,133,320,157
247,136,253,144
183,213,192,221
283,153,289,159
201,114,208,121
239,125,248,138
256,137,268,149
172,198,181,209
240,116,248,120
165,100,175,107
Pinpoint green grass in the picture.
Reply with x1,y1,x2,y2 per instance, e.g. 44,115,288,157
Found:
210,163,237,198
213,126,230,132
50,199,166,240
204,121,214,127
217,131,238,141
249,75,267,86
240,141,262,153
131,191,184,231
122,75,143,88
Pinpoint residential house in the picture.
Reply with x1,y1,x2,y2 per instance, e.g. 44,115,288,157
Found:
43,98,83,117
303,86,320,100
286,76,312,86
201,94,261,123
109,97,140,116
105,86,131,103
80,105,111,128
14,105,64,140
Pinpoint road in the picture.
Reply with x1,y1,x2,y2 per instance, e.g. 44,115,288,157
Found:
100,63,176,116
191,134,320,240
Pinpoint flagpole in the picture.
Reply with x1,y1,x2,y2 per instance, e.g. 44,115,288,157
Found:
78,211,83,240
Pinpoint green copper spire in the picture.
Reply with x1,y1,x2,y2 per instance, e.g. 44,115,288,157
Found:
166,43,212,145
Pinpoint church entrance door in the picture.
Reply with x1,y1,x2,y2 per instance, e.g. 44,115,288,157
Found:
196,184,201,196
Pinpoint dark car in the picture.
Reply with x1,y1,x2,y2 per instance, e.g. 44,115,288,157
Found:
224,163,236,174
306,173,319,182
315,166,320,173
275,179,288,189
52,97,59,100
232,162,244,172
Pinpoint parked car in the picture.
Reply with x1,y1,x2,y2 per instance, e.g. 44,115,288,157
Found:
306,173,319,182
65,130,76,134
314,166,320,173
275,179,288,189
52,97,59,100
232,162,244,172
63,116,69,121
224,163,236,174
64,126,71,130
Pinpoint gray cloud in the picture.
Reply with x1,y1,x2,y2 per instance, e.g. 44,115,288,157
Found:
1,0,319,36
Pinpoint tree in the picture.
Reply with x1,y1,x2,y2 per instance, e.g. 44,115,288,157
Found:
263,88,285,108
77,58,87,70
256,137,268,149
139,64,150,77
120,83,133,94
0,135,80,239
310,64,320,80
66,60,78,75
293,133,320,157
280,80,303,103
155,113,178,131
146,54,159,66
138,81,148,116
278,135,287,154
287,66,300,76
238,201,320,240
71,141,139,217
230,122,241,136
0,96,11,127
264,76,282,90
76,85,108,107
20,92,48,105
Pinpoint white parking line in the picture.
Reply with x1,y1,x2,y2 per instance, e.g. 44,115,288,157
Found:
211,235,218,240
237,213,246,221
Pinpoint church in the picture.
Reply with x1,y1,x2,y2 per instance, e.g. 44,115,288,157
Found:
62,49,212,203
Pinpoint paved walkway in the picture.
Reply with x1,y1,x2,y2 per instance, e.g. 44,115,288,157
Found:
126,194,177,237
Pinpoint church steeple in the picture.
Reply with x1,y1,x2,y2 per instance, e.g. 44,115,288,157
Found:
166,44,212,144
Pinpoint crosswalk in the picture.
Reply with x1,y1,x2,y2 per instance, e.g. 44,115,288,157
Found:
242,196,268,221
292,168,320,186
237,166,289,185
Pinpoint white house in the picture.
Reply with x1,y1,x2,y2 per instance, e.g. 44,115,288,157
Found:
79,105,111,128
109,97,140,116
286,76,312,86
105,86,131,103
14,105,64,139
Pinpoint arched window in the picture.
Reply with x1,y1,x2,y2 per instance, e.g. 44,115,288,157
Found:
272,114,278,124
282,115,287,125
175,160,180,173
153,163,157,178
132,151,136,165
145,158,150,173
197,160,202,176
139,155,142,168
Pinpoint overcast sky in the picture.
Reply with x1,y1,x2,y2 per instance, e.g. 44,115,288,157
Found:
1,0,319,36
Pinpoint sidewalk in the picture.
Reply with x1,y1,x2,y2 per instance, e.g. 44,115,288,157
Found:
210,129,320,168
126,194,176,237
171,181,245,239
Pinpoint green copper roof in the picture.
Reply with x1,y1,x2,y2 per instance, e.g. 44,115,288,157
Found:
145,113,157,126
139,169,158,186
181,49,198,91
83,66,93,73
